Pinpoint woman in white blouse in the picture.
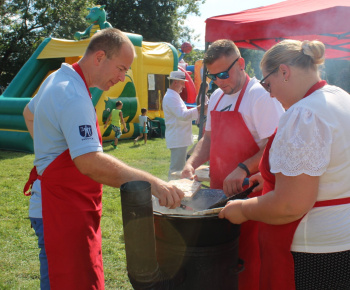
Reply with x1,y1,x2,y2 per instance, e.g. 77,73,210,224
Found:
219,39,350,289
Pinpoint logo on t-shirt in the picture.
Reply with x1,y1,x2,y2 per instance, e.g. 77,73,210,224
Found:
79,125,93,138
220,104,232,112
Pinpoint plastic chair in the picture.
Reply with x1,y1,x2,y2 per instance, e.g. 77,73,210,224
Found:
147,117,163,139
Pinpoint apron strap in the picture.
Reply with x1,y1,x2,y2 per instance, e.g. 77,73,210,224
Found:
72,62,102,144
234,74,250,112
213,73,250,112
314,197,350,207
23,166,38,196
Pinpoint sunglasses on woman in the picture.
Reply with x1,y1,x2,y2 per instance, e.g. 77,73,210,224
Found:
206,57,240,81
260,67,279,92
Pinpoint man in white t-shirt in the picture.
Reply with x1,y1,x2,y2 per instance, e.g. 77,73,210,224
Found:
182,39,284,290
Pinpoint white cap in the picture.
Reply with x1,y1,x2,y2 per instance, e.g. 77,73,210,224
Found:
167,71,188,82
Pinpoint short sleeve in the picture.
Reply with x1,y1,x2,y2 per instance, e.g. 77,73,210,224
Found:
270,106,332,176
28,95,37,113
58,96,102,159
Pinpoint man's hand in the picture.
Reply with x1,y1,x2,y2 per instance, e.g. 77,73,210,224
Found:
249,173,264,192
218,200,248,224
197,103,208,115
203,103,208,115
123,127,128,132
181,164,196,180
223,167,247,196
151,178,184,209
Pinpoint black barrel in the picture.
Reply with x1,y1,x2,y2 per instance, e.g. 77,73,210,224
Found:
120,181,161,288
120,181,184,289
153,213,241,290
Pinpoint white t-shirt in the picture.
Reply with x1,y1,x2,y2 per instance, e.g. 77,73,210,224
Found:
270,85,350,253
163,88,198,149
139,115,148,128
27,63,102,218
206,77,284,148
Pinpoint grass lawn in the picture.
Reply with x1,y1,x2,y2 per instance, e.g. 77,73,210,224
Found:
0,126,199,289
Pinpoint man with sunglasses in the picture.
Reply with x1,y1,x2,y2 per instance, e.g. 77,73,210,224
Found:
182,39,283,290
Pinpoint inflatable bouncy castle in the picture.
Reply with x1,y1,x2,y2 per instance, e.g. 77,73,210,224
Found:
0,6,197,152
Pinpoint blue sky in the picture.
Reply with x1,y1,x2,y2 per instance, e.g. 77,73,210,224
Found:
185,0,285,49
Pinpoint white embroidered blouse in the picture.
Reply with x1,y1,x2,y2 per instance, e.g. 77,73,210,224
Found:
270,85,350,253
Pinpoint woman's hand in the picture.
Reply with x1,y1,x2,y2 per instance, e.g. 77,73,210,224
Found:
218,200,249,224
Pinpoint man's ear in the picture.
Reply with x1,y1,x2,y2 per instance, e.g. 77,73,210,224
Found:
238,57,245,70
94,50,106,66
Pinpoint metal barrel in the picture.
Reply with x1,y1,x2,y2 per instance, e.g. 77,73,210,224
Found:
120,181,161,288
120,181,183,289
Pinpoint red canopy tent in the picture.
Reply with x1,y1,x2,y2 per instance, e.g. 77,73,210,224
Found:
205,0,350,60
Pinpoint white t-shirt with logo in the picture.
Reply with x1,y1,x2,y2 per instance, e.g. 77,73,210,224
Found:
206,77,284,148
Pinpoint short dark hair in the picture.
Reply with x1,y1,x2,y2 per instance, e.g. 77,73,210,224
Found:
141,108,147,114
204,39,241,65
116,101,123,107
85,28,135,59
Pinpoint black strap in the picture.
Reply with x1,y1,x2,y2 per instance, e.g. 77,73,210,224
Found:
238,162,250,177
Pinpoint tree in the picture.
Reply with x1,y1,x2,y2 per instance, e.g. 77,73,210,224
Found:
240,48,265,79
96,0,205,47
183,48,204,66
0,0,95,87
0,0,205,88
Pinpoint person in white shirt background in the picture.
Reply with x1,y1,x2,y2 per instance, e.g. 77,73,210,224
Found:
162,70,207,180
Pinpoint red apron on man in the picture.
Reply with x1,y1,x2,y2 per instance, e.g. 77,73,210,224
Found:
210,74,261,290
25,63,105,289
41,148,104,290
258,80,350,290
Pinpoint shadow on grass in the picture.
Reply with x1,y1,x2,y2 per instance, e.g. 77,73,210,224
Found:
0,149,32,161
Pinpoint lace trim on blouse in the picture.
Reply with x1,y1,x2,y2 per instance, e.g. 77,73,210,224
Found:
270,105,332,176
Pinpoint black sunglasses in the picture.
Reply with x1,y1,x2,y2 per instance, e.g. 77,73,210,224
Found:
206,57,240,81
260,67,279,92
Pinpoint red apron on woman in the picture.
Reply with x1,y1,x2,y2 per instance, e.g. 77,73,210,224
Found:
258,80,350,290
25,63,105,289
210,74,261,290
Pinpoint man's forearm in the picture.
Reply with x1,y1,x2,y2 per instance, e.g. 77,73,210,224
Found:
239,146,265,176
74,151,157,188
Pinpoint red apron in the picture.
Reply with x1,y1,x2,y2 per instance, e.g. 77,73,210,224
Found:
210,74,261,290
258,80,350,290
25,63,104,289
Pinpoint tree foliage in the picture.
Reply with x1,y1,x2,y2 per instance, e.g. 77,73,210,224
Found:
94,0,204,47
0,0,96,87
0,0,205,88
183,48,204,65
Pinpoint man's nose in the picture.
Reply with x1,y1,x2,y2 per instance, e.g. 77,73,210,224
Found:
118,73,126,82
214,78,225,86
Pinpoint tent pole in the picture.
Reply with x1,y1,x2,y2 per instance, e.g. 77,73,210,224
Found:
198,41,209,140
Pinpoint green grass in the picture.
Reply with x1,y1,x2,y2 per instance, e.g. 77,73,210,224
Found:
0,126,199,289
